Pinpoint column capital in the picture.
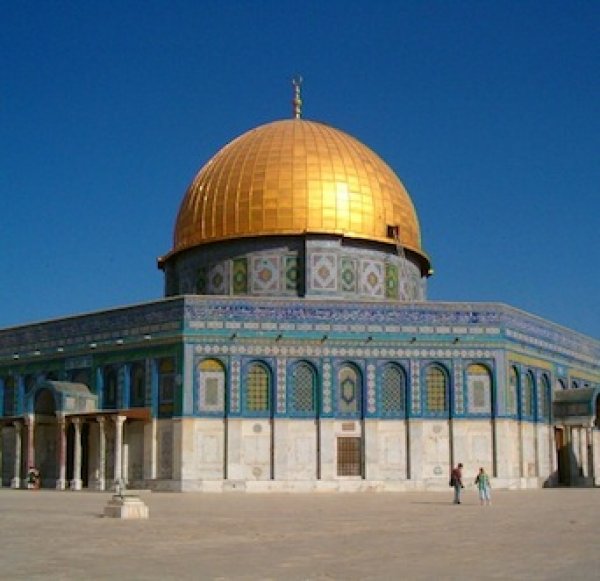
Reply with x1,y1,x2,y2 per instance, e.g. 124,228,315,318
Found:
97,416,107,426
113,414,126,426
71,417,82,427
13,421,23,432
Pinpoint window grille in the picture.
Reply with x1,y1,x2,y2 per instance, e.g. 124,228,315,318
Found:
523,372,534,417
337,437,362,476
426,366,447,413
246,364,269,412
292,363,315,413
507,367,518,415
381,365,405,414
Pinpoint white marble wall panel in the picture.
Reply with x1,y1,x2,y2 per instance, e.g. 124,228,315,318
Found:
451,420,494,479
536,424,553,482
239,419,271,480
177,418,225,481
495,420,521,478
364,420,406,480
409,420,450,482
126,422,144,482
273,420,317,480
157,421,173,480
521,422,537,477
319,420,335,480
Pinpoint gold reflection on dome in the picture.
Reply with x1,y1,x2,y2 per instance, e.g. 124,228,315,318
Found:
172,119,428,267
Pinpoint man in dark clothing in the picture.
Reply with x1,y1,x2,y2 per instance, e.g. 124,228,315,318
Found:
451,463,464,504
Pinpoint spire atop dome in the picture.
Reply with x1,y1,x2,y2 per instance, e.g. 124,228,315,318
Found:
292,75,303,119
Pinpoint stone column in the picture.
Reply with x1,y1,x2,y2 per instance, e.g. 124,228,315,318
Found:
56,416,67,490
0,425,3,488
585,426,594,480
70,418,82,490
97,417,106,491
11,422,22,488
113,415,125,489
580,427,588,478
26,414,35,473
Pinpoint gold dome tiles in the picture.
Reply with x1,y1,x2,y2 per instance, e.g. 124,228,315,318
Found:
171,119,428,268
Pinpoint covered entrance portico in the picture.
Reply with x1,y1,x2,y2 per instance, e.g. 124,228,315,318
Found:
0,381,150,490
553,387,600,487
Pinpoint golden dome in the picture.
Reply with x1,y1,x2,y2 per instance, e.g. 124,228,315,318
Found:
169,119,429,270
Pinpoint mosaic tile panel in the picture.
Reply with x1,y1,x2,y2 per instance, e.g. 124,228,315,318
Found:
276,358,286,414
196,267,207,294
230,358,241,413
366,363,376,414
208,263,228,294
322,360,332,414
310,253,337,291
454,360,464,414
251,255,280,293
285,256,300,292
360,260,384,298
411,360,421,414
385,263,398,299
232,258,248,295
340,257,357,293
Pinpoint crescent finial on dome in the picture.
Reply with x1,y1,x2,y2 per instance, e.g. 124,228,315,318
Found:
292,75,303,119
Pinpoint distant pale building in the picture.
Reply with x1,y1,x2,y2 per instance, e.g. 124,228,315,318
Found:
1,94,599,491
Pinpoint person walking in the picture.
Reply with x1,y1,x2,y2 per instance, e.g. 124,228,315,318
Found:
450,463,464,504
475,467,491,506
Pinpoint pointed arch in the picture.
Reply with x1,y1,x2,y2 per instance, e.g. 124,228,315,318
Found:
424,363,449,415
380,363,407,417
290,361,317,416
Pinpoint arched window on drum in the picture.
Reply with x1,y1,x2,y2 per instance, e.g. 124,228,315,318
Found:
338,365,362,417
245,362,271,414
380,364,407,417
291,362,317,416
467,363,492,414
197,359,226,414
507,367,518,416
425,364,448,414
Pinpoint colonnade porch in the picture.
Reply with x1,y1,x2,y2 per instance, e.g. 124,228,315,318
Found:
0,409,150,490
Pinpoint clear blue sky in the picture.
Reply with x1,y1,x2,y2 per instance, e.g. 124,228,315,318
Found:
1,1,598,338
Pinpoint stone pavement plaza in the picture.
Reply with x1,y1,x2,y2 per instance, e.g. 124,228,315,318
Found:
0,488,598,580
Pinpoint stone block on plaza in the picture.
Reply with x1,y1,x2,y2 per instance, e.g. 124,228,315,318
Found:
103,494,149,519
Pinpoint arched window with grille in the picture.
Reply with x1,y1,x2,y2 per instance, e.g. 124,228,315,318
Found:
540,374,551,420
2,377,15,416
507,367,518,415
338,365,361,416
104,367,118,410
380,364,406,417
291,362,317,416
555,378,567,391
425,364,448,414
130,362,146,407
197,358,226,413
245,362,270,414
523,371,535,418
467,363,492,414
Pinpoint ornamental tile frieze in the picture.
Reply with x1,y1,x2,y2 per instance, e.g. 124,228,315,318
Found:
193,343,493,360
